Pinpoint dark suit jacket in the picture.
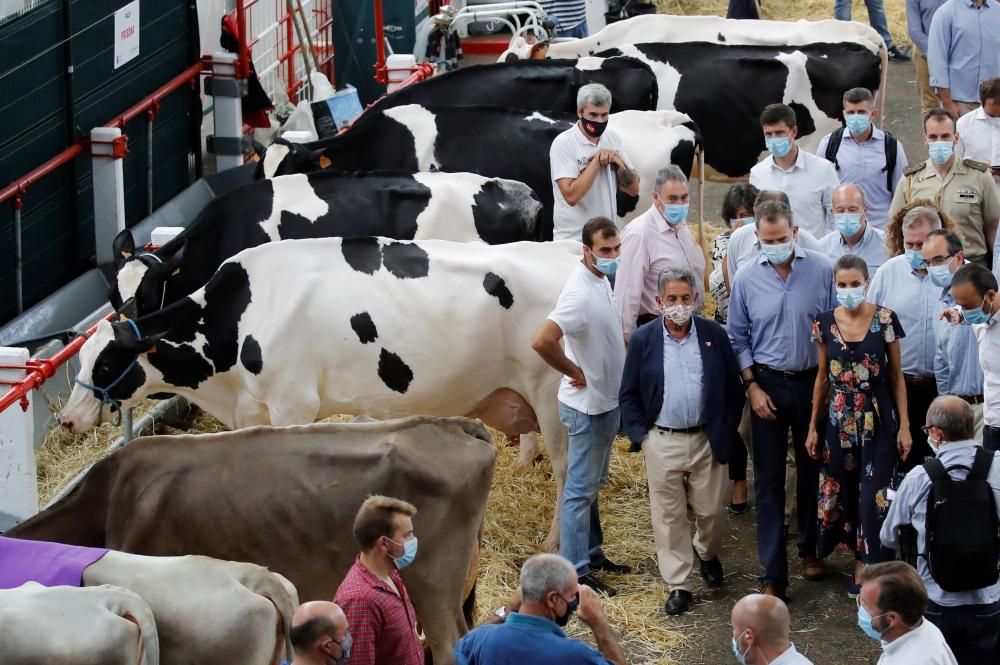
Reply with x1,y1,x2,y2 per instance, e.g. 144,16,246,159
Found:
619,314,745,463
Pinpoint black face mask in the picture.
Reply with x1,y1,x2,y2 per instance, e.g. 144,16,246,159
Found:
581,118,608,138
555,594,580,627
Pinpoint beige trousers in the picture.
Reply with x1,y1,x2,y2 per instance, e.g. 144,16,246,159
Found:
974,402,985,444
914,51,939,115
643,428,728,591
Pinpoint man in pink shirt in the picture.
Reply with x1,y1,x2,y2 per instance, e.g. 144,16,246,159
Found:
614,165,706,341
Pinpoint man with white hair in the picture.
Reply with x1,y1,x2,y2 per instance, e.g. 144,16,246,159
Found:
549,83,640,241
454,553,626,665
731,593,813,664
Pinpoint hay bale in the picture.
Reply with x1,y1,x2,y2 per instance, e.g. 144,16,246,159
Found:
656,0,911,47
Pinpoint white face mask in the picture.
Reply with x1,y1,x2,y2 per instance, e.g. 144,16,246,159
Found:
928,433,941,453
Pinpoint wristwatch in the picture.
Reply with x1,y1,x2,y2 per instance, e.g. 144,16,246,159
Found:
743,377,757,391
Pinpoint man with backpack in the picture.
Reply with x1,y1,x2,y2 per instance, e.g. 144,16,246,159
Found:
817,87,908,230
880,396,1000,664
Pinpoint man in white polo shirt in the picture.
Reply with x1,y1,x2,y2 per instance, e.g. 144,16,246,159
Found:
749,103,840,238
549,83,640,241
531,217,629,596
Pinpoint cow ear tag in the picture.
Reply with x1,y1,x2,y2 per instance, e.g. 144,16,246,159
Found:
119,313,128,322
319,155,332,169
121,250,132,259
171,268,181,276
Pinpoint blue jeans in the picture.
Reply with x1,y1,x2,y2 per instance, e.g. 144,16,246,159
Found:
558,402,618,577
559,19,588,39
925,599,1000,665
834,0,895,48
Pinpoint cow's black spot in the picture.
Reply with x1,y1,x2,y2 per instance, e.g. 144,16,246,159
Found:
91,342,148,405
382,241,430,279
378,348,413,393
342,237,383,274
787,102,816,138
718,32,726,42
615,190,639,219
200,262,252,373
472,180,540,244
240,335,263,374
350,312,378,344
803,44,881,123
275,210,320,239
483,272,514,309
670,139,698,180
149,341,214,389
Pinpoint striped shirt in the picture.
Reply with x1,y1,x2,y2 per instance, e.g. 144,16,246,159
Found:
541,0,587,30
334,559,424,665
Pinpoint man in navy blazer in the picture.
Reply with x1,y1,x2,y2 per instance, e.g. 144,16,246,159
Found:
619,267,746,615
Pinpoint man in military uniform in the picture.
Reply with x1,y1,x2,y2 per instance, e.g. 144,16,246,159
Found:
890,108,1000,267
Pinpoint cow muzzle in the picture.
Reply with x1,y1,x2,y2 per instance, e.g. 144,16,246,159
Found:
58,386,105,434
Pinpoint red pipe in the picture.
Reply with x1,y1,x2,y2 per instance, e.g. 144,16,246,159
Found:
373,0,387,85
104,61,206,129
0,144,85,207
0,318,107,413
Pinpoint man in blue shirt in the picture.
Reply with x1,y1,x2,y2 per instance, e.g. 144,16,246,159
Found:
928,0,1000,118
820,184,889,275
619,267,745,615
868,204,945,469
923,229,986,441
817,88,908,230
907,0,948,113
455,554,625,665
727,200,837,600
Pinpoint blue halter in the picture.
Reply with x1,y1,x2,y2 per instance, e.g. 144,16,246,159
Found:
75,318,142,413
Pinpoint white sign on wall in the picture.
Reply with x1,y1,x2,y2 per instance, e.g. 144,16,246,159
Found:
113,0,140,69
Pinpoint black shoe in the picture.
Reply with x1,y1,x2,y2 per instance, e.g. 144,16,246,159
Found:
592,558,632,575
888,45,912,61
665,589,692,615
579,573,617,597
696,550,725,587
728,502,749,515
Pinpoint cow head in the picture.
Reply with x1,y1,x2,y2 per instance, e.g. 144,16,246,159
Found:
257,139,330,179
59,317,162,433
473,178,543,243
108,230,183,317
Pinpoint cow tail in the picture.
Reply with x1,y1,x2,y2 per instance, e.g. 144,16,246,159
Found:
119,592,160,665
245,570,298,665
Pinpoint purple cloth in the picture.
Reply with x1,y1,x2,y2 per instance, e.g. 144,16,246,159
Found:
0,536,109,589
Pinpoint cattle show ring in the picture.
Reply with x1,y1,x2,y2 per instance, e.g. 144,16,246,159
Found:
0,0,921,663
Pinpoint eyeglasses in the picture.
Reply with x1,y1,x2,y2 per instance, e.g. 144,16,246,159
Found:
925,253,956,267
920,425,932,435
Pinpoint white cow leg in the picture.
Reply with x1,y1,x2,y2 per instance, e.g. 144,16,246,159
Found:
265,392,321,427
537,406,568,553
517,432,541,467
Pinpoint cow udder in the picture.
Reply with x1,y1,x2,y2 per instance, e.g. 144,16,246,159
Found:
465,388,539,439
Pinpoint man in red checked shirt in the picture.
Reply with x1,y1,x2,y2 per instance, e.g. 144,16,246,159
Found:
334,495,424,665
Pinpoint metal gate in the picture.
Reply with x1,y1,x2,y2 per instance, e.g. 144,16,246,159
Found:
0,0,201,324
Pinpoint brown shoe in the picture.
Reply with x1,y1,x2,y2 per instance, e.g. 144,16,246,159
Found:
801,556,827,581
759,582,788,602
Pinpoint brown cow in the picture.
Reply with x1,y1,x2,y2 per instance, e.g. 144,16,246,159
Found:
7,416,496,665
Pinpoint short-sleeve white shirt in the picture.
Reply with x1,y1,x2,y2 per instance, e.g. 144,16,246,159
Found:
749,147,840,237
956,106,1000,188
877,619,958,665
550,123,633,241
547,263,626,414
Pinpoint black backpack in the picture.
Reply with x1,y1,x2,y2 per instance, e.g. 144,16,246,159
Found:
923,447,1000,592
824,126,899,192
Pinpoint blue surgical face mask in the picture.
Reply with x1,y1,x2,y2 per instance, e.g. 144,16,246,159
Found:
388,536,419,569
731,630,750,664
336,632,353,664
928,140,955,165
928,263,954,288
857,602,888,641
834,213,863,238
837,286,866,310
845,113,871,136
765,136,792,158
662,203,689,226
730,215,754,229
761,241,793,265
905,249,927,270
962,294,996,325
594,255,620,276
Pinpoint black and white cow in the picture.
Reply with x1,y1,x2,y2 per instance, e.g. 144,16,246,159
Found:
60,237,582,549
371,57,658,114
502,15,885,178
261,107,702,238
108,170,541,317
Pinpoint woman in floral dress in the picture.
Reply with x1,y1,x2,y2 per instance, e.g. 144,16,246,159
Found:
805,255,911,597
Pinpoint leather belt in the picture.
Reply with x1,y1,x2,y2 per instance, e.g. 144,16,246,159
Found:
657,424,705,435
904,374,936,386
754,364,817,381
986,425,1000,436
958,394,985,405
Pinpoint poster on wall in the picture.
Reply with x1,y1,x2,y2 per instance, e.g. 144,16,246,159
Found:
113,0,140,69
